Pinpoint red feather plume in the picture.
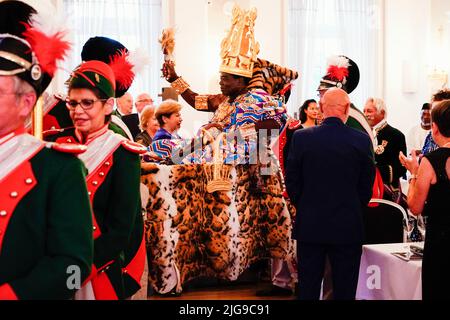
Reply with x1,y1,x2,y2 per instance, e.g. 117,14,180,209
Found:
279,83,293,97
109,49,135,90
327,65,349,82
22,24,71,77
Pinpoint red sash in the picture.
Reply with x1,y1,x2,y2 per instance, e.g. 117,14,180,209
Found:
368,168,384,207
81,131,124,300
0,133,43,255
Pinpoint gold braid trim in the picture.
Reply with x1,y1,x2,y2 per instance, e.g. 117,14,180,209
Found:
388,165,393,185
195,95,209,110
171,77,190,95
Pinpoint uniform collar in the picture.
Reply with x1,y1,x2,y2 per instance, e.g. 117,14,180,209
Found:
373,119,387,134
0,127,26,146
75,124,109,145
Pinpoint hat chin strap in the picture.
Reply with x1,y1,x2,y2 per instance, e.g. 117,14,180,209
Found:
0,68,27,76
0,50,32,73
320,78,347,88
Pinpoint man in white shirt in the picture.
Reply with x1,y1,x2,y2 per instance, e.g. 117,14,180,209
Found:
406,103,431,155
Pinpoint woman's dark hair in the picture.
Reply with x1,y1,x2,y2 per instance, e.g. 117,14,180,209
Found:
431,100,450,138
68,84,112,123
298,99,317,123
432,89,450,103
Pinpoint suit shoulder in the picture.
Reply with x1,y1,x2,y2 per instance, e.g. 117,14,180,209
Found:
388,125,406,138
347,125,372,142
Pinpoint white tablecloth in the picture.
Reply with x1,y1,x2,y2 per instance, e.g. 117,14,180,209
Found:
356,243,423,300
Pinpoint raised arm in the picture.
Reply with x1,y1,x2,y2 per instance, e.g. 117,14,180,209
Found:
162,61,226,112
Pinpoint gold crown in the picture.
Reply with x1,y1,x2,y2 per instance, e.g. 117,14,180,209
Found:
204,133,232,193
219,5,260,78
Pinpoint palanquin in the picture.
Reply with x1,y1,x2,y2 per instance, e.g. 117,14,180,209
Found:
141,163,295,294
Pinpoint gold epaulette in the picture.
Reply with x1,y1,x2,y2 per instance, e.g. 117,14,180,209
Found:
121,140,148,154
47,142,87,155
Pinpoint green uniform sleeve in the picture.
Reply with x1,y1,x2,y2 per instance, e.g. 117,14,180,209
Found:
9,156,93,300
93,148,141,269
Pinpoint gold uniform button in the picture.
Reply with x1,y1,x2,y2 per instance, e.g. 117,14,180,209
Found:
10,191,18,198
92,181,98,186
93,226,97,231
99,172,105,177
104,162,111,167
0,210,7,217
25,178,33,184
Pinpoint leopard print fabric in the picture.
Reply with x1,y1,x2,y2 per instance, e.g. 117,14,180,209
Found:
141,163,295,294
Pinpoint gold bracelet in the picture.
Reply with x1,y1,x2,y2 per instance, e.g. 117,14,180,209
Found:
171,77,190,95
195,95,209,110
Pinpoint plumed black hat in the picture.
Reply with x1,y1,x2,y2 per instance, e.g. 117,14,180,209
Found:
81,37,133,98
317,55,360,94
0,0,70,96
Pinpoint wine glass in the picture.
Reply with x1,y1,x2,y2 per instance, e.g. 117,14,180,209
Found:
417,215,426,241
405,211,415,242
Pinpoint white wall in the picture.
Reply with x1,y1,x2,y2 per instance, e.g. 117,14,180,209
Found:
384,0,450,137
384,0,432,136
429,0,450,89
163,0,210,138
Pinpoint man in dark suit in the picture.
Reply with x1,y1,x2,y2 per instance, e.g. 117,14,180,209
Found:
285,88,375,300
363,97,406,188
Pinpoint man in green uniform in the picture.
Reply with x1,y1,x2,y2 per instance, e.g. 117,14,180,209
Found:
0,0,93,300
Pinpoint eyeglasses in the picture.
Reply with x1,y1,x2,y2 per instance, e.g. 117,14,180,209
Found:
66,98,107,110
137,99,153,104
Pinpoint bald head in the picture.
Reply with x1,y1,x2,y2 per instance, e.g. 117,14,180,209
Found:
320,88,350,122
117,92,134,115
135,93,154,114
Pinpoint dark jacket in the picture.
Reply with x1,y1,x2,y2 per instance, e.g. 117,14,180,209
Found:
135,131,153,147
285,117,375,244
374,123,407,187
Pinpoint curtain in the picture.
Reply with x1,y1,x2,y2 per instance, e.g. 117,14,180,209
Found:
287,0,382,115
61,0,162,101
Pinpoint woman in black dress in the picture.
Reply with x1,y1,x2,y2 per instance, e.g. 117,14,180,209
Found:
400,100,450,300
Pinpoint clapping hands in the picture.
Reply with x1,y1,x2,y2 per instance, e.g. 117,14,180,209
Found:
399,150,419,175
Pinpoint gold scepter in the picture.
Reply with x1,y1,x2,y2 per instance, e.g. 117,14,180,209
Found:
32,96,44,140
159,27,176,64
